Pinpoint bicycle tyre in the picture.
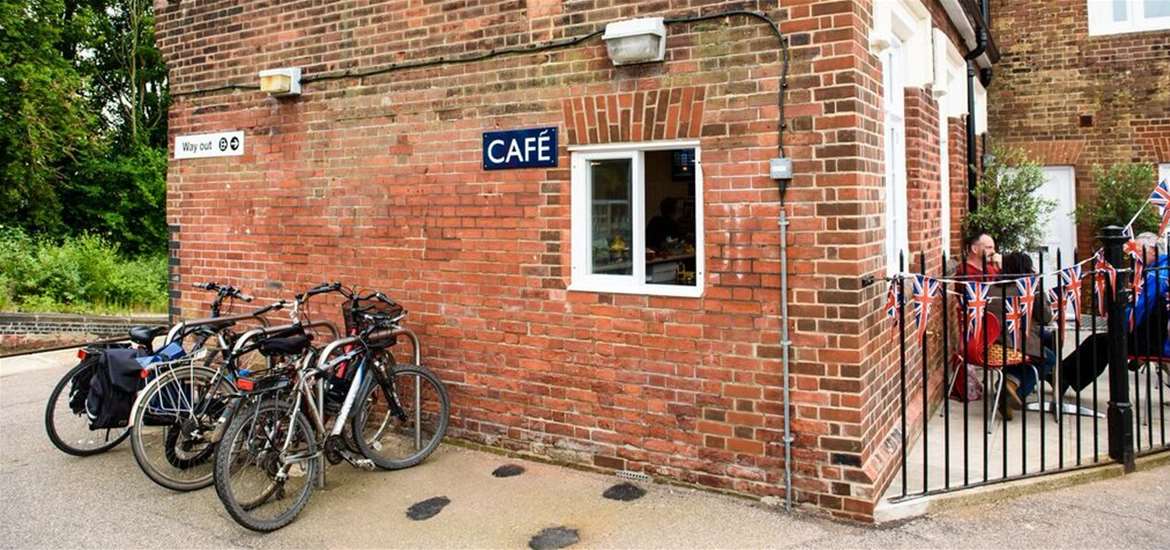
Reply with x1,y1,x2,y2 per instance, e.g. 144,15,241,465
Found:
351,364,449,470
129,365,231,491
44,360,132,456
214,398,318,532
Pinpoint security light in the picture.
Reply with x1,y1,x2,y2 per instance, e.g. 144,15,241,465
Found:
603,17,667,66
258,67,302,97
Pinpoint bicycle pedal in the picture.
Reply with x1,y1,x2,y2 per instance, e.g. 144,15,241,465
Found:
350,457,376,471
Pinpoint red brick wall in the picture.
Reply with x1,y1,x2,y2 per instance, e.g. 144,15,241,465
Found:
989,0,1170,251
155,0,974,521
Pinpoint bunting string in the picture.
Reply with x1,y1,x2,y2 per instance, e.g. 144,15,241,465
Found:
883,176,1170,341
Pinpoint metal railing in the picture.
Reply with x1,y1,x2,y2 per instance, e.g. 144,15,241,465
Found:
888,226,1168,501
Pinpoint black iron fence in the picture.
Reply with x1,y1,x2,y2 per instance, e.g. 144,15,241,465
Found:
888,226,1170,501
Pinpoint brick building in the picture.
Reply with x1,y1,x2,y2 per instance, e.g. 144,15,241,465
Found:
989,0,1170,257
156,0,996,521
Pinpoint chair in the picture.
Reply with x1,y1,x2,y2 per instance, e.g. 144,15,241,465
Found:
944,314,1039,433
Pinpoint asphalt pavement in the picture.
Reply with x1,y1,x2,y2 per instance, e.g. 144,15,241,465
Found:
2,348,1170,549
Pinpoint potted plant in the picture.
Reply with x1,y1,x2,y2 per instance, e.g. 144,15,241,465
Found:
1075,162,1159,236
963,146,1055,252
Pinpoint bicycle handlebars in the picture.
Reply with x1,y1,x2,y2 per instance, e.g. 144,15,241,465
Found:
193,282,253,302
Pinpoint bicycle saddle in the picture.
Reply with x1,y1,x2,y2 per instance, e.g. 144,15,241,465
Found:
258,334,312,356
129,326,167,346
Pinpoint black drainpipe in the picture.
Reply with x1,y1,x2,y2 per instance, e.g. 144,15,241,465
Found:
963,24,988,213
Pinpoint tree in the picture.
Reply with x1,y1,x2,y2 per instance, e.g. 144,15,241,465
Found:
0,0,96,233
963,146,1056,252
81,0,169,148
0,0,170,255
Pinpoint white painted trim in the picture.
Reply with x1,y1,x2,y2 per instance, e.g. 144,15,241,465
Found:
883,38,910,276
973,79,988,135
873,0,933,87
569,139,700,153
569,141,704,298
939,100,952,252
937,0,993,69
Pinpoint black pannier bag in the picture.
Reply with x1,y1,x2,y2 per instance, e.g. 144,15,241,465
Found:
67,353,102,416
85,348,145,430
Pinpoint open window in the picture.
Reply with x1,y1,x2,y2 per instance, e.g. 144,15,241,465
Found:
569,141,703,297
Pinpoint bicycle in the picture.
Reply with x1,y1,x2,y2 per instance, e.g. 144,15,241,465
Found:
128,288,341,491
213,283,449,532
44,282,258,457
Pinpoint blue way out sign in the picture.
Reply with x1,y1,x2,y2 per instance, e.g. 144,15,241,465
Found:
482,127,557,170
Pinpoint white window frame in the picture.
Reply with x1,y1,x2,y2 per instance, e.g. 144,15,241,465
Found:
882,37,910,276
1160,163,1170,183
568,139,704,297
1088,0,1170,36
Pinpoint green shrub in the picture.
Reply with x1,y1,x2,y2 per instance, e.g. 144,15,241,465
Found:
0,226,166,314
1075,163,1160,236
963,146,1056,252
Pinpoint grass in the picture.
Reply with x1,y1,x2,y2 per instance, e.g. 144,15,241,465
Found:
0,227,167,315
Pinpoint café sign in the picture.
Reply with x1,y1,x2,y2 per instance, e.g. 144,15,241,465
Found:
482,127,557,170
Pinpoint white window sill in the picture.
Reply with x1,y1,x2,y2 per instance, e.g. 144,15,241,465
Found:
567,280,703,298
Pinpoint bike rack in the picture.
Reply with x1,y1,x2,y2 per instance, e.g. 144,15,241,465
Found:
313,326,424,488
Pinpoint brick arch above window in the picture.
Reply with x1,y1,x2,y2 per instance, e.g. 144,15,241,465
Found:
1016,140,1087,166
560,86,706,146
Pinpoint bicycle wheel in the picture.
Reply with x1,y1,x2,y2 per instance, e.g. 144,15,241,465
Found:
45,360,131,456
351,364,449,470
214,396,318,532
130,365,233,491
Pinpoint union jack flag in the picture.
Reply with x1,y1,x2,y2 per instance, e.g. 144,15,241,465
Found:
1048,287,1066,332
1004,296,1024,350
1015,275,1038,337
1126,241,1149,315
964,281,990,340
911,275,940,342
1093,250,1116,317
1060,265,1084,319
884,279,900,331
1150,179,1170,235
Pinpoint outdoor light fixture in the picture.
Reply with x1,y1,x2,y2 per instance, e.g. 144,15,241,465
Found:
258,67,302,97
602,17,667,66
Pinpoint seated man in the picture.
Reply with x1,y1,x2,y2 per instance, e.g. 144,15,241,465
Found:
955,231,1001,280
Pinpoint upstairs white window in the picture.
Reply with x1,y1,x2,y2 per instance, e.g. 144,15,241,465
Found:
1160,163,1170,183
569,141,703,297
1089,0,1170,36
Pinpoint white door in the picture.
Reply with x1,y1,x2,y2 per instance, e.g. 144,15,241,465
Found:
1035,166,1077,270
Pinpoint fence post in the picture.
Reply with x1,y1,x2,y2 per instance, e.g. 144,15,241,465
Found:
1102,225,1135,471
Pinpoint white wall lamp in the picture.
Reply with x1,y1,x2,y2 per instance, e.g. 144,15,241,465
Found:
602,17,667,66
258,67,302,97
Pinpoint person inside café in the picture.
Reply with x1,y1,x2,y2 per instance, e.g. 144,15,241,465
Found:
646,197,684,251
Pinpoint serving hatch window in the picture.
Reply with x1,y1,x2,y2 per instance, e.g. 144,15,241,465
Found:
569,141,703,297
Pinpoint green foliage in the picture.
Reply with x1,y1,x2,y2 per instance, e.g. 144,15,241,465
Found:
0,226,166,314
0,0,169,256
1075,163,1160,235
0,0,96,233
964,146,1056,252
62,144,168,254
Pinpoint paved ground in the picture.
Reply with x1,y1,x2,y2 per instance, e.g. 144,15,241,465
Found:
2,348,1170,549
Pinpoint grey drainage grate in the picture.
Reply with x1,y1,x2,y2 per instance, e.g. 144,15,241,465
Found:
616,470,651,483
